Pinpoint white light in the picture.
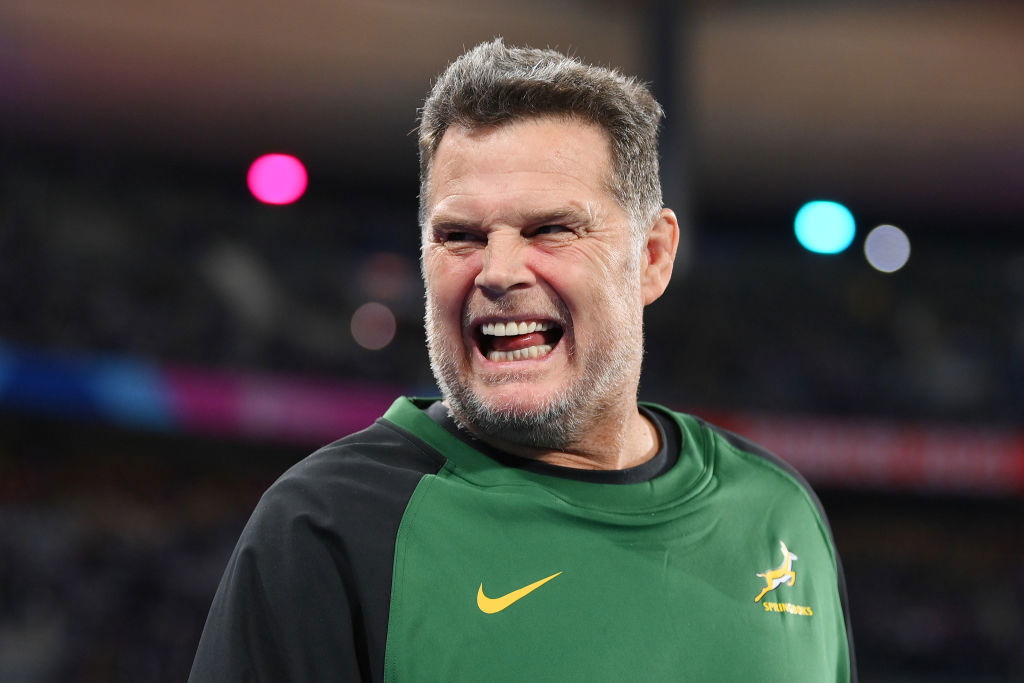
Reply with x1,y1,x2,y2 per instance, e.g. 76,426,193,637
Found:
864,225,911,273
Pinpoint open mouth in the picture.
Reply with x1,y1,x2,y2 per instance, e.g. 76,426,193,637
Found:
474,320,564,362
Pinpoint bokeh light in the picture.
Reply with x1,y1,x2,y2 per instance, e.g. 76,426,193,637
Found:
360,252,415,301
864,224,911,273
247,153,308,205
350,302,397,350
794,200,856,254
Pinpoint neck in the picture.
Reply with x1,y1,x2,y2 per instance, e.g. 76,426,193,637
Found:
460,403,660,471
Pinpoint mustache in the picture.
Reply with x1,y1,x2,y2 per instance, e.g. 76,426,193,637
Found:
461,291,570,328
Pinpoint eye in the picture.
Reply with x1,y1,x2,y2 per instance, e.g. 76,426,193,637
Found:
435,229,484,244
532,225,572,236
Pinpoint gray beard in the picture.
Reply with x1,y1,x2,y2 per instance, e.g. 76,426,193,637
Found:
448,388,581,451
440,364,599,451
425,301,642,452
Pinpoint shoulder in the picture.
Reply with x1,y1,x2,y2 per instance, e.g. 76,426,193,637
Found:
192,419,443,681
657,405,818,489
650,404,837,540
272,418,445,496
243,418,447,551
659,409,857,679
697,415,822,502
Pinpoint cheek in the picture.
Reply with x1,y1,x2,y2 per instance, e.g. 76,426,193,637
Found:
538,252,619,299
424,255,477,319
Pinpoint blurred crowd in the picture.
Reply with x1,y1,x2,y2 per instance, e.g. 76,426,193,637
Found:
0,417,285,682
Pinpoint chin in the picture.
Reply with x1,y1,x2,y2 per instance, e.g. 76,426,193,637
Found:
474,388,556,417
447,381,580,451
469,370,565,406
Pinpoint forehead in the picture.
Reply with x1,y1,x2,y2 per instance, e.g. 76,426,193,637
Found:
426,116,616,220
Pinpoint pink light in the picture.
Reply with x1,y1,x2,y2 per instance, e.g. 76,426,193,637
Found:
247,153,308,205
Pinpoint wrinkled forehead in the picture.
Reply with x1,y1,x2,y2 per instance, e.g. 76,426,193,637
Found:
423,116,617,225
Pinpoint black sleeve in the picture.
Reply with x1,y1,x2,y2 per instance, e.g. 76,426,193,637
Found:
189,477,366,682
189,420,445,683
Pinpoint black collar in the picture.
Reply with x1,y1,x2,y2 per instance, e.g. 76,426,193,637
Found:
424,401,680,484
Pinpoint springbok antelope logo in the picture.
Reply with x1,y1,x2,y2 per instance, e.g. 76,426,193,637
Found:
754,540,798,603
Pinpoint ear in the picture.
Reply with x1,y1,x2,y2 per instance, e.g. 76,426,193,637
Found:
641,209,680,305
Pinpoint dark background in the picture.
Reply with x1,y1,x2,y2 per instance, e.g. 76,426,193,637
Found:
1,1,1022,680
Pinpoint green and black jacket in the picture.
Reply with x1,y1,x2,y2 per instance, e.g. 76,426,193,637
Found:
191,397,856,681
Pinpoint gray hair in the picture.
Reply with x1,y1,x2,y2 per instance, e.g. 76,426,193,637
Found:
417,38,665,238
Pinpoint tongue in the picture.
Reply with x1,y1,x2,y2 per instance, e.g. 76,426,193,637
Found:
491,332,547,352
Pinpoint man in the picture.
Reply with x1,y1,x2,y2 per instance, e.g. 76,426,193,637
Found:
191,39,856,681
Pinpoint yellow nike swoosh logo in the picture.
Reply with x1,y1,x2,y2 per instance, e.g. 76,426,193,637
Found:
476,572,562,614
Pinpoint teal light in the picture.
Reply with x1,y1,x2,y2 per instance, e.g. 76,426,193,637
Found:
794,201,856,254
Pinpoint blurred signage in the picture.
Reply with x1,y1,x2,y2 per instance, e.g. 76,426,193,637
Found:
2,341,1021,493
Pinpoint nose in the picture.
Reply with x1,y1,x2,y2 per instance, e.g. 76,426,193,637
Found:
474,233,534,296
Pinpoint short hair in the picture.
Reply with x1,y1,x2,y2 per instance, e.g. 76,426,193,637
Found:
417,38,665,237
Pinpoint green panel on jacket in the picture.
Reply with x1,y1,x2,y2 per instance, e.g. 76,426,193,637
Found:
382,398,851,681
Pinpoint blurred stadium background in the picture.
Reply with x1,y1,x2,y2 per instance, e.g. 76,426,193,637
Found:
1,0,1022,680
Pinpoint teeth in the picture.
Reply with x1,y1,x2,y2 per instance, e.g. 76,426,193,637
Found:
481,321,553,336
487,344,553,362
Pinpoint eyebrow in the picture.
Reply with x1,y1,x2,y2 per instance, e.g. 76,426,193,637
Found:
520,206,593,225
430,205,595,231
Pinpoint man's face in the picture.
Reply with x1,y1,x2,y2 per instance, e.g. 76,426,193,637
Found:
422,116,647,449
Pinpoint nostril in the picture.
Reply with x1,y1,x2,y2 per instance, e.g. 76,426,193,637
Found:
475,243,533,294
